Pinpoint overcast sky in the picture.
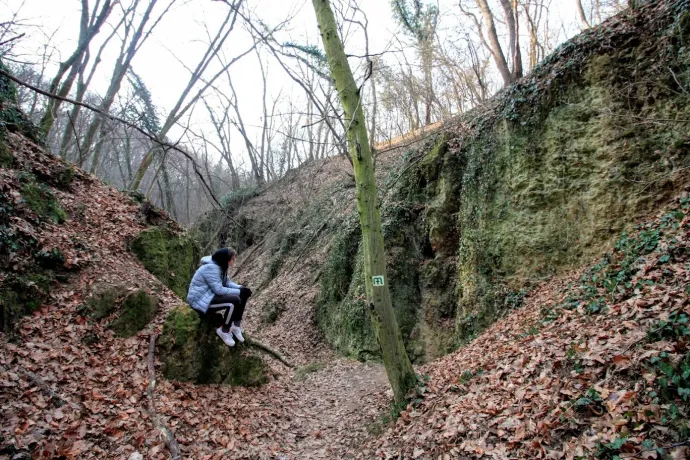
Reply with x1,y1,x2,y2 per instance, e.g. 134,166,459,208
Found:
2,0,586,168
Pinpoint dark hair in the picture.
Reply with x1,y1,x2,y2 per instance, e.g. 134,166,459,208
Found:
211,247,236,286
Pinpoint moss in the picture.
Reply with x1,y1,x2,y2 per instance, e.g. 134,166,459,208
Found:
293,362,325,381
130,227,197,298
124,190,146,204
422,14,690,344
317,221,361,307
0,131,12,168
158,305,268,386
316,221,380,360
220,186,260,211
0,60,44,146
110,289,158,337
85,284,126,320
267,231,299,280
261,301,284,324
20,178,67,224
418,133,448,182
54,162,75,190
34,248,66,270
0,273,50,333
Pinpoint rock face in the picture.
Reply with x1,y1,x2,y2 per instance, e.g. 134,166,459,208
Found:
110,289,158,338
316,2,690,361
129,227,198,298
81,285,158,338
158,305,268,387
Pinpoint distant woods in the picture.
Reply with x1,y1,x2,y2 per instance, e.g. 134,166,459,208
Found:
0,0,630,223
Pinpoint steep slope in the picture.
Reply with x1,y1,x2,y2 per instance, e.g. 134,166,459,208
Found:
199,0,690,364
366,195,690,459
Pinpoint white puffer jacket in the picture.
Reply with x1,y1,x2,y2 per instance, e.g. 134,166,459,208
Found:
186,256,241,314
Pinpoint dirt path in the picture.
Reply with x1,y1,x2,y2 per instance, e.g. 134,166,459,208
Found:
280,360,389,459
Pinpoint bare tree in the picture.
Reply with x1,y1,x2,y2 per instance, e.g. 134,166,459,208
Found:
39,0,115,134
204,97,240,190
130,0,258,190
576,0,592,28
521,0,550,69
58,10,128,158
391,0,439,125
575,0,630,30
87,0,177,174
459,0,522,86
311,0,417,404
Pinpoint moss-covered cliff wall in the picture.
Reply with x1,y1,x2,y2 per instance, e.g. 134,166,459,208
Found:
129,227,198,298
195,1,690,363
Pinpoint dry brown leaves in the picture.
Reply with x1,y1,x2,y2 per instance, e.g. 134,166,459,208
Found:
1,133,391,459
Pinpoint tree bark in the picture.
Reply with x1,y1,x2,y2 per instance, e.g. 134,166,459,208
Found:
497,0,522,81
58,10,125,159
311,0,417,404
130,0,252,190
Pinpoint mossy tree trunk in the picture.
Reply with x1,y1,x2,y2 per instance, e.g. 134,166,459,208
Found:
311,0,416,403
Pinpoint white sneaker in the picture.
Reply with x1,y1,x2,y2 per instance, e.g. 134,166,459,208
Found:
230,325,245,343
216,327,235,347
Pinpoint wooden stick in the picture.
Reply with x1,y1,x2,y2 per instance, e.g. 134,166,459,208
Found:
0,364,81,410
245,334,294,368
147,334,182,460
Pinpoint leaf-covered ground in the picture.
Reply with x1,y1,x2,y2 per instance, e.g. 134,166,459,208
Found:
2,2,690,454
0,132,391,459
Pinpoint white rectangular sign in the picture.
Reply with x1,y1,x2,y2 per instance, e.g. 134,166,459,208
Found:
372,275,385,287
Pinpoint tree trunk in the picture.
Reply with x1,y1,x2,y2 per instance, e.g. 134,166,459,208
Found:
576,0,592,29
130,2,251,190
511,0,522,80
474,0,513,86
497,0,522,82
421,41,433,125
87,0,162,174
58,11,125,159
40,0,113,134
311,0,416,404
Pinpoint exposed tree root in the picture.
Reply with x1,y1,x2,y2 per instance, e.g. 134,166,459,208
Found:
244,334,294,368
147,334,182,460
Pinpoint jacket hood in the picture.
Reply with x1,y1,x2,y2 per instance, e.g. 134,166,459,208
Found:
200,255,214,265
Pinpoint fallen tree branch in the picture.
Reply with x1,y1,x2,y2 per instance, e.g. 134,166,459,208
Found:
21,369,70,408
147,334,182,460
1,364,81,410
230,238,265,278
244,334,294,368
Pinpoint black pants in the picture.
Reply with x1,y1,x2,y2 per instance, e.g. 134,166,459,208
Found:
207,294,245,327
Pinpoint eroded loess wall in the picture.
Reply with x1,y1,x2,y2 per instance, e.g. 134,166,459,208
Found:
319,1,690,361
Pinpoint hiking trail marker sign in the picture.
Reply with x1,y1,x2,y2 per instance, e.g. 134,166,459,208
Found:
372,276,385,287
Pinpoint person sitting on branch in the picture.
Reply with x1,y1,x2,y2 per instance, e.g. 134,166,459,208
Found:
187,247,252,347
